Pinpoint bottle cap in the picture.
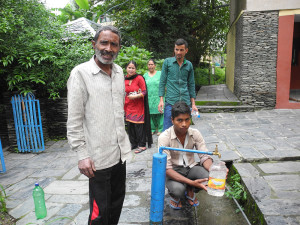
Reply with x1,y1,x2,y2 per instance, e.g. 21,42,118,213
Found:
35,183,39,186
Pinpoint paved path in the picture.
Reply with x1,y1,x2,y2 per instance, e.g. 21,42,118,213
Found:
1,109,300,225
196,84,240,102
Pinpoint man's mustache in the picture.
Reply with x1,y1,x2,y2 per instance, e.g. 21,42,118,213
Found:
100,50,116,57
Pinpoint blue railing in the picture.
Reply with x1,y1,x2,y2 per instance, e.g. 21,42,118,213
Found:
11,93,44,152
0,139,6,173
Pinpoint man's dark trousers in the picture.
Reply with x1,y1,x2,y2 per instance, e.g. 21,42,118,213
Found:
88,160,126,225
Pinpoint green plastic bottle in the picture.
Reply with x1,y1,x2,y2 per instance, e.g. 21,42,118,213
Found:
32,183,47,219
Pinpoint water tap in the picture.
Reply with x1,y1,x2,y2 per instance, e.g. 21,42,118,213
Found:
213,144,221,158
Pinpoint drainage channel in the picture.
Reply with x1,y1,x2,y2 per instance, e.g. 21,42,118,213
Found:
162,162,252,225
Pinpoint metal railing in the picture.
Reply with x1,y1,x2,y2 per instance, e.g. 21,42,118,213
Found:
0,139,6,173
11,93,44,152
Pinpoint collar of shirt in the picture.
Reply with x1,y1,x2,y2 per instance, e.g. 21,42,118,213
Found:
170,56,187,66
169,126,194,141
170,126,191,167
90,55,118,77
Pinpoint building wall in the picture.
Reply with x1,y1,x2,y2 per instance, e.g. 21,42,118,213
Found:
226,23,236,92
230,0,246,24
276,11,300,109
291,22,300,89
230,0,300,25
233,14,243,100
246,0,300,12
233,11,278,107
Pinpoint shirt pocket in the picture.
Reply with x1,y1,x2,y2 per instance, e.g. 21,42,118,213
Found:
179,67,190,81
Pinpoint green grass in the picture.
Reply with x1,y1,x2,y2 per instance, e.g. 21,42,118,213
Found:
0,184,7,213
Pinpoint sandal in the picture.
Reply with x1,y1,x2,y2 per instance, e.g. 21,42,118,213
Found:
169,197,182,210
134,147,147,154
185,192,199,207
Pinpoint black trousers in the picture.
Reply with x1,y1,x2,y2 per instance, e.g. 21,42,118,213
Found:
127,122,146,149
166,165,209,198
88,161,126,225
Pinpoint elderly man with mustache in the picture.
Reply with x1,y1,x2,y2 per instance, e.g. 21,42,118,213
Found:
67,26,131,225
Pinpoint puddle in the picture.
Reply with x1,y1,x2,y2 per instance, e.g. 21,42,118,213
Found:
195,190,248,225
163,190,249,225
162,162,249,225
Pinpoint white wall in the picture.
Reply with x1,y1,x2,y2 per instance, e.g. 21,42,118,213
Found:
246,0,300,11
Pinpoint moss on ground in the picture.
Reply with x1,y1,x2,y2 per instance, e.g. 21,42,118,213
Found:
195,101,240,106
227,164,267,225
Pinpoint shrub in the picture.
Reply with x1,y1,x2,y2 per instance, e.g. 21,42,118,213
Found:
194,66,225,86
114,45,164,75
0,0,93,99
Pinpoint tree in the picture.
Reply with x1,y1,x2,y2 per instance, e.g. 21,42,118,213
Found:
93,0,229,65
0,0,93,99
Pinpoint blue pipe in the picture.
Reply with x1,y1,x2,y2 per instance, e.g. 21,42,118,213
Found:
150,151,167,225
158,146,214,155
150,146,215,224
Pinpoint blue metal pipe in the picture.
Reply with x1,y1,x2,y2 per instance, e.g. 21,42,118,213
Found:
150,151,167,225
150,146,217,224
158,146,214,155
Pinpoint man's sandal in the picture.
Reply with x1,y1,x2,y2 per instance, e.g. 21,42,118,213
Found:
185,192,199,207
169,197,182,210
134,147,147,154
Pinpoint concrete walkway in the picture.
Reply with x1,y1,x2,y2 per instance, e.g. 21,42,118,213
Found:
196,84,240,102
1,109,300,223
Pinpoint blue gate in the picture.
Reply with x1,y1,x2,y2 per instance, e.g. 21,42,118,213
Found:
11,93,44,152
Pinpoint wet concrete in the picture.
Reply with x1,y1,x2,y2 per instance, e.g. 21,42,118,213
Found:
195,190,248,225
1,108,300,224
163,184,249,225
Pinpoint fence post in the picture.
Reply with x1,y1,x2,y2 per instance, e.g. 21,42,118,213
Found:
0,139,6,173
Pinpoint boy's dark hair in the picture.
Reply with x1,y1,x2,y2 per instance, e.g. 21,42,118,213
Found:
171,101,191,119
175,38,188,48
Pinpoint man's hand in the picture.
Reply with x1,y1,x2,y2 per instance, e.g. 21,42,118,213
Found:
78,158,96,178
191,104,198,113
158,97,164,113
192,178,209,191
128,94,140,100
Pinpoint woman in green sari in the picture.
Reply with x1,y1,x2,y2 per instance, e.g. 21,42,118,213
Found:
144,59,164,136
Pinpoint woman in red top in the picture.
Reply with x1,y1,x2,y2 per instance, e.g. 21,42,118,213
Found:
124,61,152,153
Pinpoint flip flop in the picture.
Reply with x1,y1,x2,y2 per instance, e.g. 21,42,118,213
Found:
169,197,182,210
185,192,199,207
134,147,147,154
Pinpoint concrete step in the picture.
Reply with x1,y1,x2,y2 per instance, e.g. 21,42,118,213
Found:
195,84,257,112
197,105,256,113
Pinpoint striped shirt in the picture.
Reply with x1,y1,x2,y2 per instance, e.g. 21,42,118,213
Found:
67,56,131,170
158,126,212,170
158,57,196,106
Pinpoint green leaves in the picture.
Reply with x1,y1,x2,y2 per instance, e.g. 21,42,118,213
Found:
75,0,89,10
225,174,247,201
0,184,7,213
1,0,94,99
114,45,163,75
97,0,229,65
